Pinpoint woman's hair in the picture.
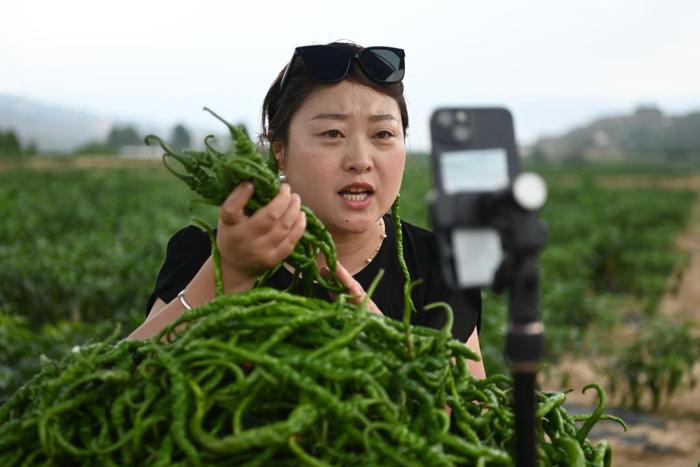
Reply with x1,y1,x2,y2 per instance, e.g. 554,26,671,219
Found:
260,41,409,149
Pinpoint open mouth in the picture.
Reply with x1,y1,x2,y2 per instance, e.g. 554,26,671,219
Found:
338,184,375,202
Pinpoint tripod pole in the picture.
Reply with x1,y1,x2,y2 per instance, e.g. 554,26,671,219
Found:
504,214,546,467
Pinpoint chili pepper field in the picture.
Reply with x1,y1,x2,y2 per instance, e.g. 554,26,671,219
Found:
1,155,700,464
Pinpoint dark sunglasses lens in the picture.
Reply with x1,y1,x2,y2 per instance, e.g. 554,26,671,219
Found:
297,46,350,82
359,48,405,83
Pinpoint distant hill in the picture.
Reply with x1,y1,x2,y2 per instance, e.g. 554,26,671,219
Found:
530,106,700,163
0,94,236,155
0,95,114,153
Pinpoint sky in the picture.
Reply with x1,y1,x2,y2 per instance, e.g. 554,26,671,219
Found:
2,0,699,151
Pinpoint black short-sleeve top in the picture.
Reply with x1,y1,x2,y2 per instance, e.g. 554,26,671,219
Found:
146,214,481,342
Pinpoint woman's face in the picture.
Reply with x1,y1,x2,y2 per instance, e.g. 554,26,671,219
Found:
276,80,406,236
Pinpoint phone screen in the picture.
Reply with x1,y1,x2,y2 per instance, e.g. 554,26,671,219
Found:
451,228,503,286
440,147,509,194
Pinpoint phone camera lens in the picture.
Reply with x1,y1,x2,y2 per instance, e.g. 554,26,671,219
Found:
452,124,471,143
455,110,469,123
436,110,454,128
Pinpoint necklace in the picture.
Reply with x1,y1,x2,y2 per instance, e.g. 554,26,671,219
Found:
290,217,387,280
366,217,387,264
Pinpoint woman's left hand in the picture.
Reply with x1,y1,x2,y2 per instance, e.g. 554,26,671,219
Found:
323,263,382,315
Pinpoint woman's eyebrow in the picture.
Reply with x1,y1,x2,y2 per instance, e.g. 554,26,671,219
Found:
368,114,398,122
309,113,397,122
310,113,348,121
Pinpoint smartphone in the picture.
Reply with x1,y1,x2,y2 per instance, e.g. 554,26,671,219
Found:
428,107,521,288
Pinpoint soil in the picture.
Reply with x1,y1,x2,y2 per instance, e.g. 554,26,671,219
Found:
541,174,700,466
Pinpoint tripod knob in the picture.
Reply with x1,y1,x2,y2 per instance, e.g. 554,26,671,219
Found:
513,172,547,211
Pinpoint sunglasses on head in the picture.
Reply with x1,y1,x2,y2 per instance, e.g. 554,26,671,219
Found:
279,45,405,92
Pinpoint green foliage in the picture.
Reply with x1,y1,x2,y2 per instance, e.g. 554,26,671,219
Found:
0,129,32,157
107,125,141,151
24,141,37,156
398,153,433,228
605,317,700,410
0,308,114,402
543,184,693,314
478,292,508,376
169,123,191,152
73,125,143,155
0,168,205,329
73,140,116,155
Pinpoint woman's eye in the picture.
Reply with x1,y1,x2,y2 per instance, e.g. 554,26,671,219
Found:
375,130,394,139
323,129,343,138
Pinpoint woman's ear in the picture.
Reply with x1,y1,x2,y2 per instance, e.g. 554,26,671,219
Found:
272,141,286,171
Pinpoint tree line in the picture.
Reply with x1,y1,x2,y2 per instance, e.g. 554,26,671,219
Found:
0,129,37,157
75,123,192,155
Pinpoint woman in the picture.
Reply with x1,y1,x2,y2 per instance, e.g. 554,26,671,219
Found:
128,41,485,378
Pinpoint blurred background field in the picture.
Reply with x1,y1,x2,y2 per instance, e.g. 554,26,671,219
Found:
1,152,698,399
2,149,700,464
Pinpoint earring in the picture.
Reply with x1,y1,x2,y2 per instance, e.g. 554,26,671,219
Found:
278,172,287,183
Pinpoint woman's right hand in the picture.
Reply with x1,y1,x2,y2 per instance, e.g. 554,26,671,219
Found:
216,182,307,290
129,182,306,340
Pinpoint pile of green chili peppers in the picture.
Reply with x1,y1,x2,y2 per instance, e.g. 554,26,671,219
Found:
0,288,624,465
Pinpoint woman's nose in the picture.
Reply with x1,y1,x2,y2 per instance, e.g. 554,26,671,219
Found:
343,137,373,173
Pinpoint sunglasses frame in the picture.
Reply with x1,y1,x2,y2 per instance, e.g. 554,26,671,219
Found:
278,45,405,92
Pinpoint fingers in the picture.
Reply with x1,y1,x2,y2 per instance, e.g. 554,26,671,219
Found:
249,184,304,247
220,182,299,232
259,183,293,223
327,263,383,315
335,262,364,297
278,190,302,231
219,182,254,225
270,209,307,259
366,300,383,316
216,182,307,279
248,184,298,232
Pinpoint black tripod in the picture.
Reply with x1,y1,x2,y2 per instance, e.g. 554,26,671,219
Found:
432,186,547,467
497,204,547,467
